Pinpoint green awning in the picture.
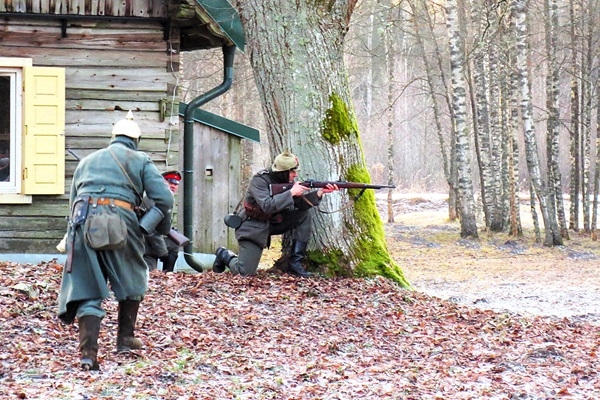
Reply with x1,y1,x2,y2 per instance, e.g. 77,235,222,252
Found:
179,103,260,143
195,0,245,51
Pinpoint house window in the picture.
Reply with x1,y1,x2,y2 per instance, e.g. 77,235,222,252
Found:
0,58,65,202
0,69,21,192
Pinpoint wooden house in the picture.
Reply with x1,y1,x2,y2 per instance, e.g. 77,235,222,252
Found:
0,0,256,260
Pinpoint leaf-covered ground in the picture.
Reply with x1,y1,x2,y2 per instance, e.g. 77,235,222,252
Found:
1,256,599,399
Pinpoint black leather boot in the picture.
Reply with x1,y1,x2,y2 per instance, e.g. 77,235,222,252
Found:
116,300,143,353
288,240,312,278
78,315,102,371
213,247,237,273
160,251,178,272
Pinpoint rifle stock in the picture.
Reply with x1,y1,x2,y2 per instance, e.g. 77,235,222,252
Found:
168,228,190,247
269,180,396,196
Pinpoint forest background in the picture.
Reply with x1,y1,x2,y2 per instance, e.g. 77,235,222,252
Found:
181,0,600,246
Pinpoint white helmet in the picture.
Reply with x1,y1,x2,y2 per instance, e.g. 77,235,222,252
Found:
112,110,142,139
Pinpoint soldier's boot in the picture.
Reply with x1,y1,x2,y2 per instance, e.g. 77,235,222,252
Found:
116,299,144,353
288,240,312,278
160,251,178,272
78,315,102,371
213,247,238,273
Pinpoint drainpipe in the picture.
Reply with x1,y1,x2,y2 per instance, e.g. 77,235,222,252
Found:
182,45,236,272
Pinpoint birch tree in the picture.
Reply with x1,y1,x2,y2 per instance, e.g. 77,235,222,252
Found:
568,0,581,231
235,0,410,285
512,0,562,245
445,0,478,238
408,0,457,220
544,0,569,239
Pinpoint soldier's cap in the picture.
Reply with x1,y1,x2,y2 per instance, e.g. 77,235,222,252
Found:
163,170,182,184
112,110,142,139
272,150,300,172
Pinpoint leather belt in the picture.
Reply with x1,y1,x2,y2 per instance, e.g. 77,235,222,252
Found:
89,197,135,211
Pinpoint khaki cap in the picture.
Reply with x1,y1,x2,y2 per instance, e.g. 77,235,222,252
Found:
272,150,300,172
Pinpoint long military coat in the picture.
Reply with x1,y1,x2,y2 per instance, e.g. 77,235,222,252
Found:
57,136,173,324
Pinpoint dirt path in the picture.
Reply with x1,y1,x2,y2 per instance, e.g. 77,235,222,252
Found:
381,194,600,325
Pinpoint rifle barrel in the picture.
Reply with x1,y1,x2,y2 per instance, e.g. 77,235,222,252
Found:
300,181,395,189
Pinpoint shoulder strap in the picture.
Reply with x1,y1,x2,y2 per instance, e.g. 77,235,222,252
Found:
108,147,151,209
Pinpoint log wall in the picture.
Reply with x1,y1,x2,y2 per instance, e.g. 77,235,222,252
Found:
0,14,182,253
0,0,168,17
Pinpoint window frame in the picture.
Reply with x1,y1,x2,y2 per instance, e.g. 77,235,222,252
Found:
0,57,65,203
0,68,23,194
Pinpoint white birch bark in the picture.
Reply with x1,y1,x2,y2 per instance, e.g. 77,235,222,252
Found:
512,0,562,245
544,0,568,239
445,0,478,238
568,0,581,231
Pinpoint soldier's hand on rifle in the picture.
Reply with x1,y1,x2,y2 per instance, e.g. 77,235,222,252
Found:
317,183,339,197
290,182,311,197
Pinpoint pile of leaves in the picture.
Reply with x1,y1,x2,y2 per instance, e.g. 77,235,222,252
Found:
1,260,598,399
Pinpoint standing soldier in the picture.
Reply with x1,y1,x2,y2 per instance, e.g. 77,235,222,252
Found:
57,111,174,371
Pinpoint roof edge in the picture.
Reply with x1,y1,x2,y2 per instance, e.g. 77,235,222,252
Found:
194,0,245,51
179,103,260,143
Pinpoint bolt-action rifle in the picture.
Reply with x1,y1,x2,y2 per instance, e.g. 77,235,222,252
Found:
269,180,396,197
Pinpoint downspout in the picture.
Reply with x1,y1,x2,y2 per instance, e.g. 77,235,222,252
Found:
182,45,236,272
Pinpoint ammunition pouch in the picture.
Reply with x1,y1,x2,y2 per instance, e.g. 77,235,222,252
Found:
84,199,128,250
242,202,283,224
243,202,270,221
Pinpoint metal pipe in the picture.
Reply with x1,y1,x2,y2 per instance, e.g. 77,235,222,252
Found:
182,45,236,272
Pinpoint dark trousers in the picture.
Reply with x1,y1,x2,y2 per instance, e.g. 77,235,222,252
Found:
233,209,311,275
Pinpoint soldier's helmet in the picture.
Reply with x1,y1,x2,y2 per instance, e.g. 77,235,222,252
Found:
112,110,142,139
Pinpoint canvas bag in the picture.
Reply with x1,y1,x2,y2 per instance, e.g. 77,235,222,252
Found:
84,205,128,250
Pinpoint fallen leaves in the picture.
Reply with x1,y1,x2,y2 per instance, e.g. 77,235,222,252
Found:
0,260,598,399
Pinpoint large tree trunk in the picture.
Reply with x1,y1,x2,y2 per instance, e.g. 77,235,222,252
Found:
236,0,409,285
445,0,478,238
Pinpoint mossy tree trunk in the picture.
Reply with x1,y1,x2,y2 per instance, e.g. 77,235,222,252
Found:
236,0,410,287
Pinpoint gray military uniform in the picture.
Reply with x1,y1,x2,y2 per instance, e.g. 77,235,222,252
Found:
57,136,173,324
231,169,322,275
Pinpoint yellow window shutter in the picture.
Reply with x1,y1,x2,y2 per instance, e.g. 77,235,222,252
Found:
22,66,66,195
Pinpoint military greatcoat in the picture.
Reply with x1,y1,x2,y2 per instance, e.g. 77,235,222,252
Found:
57,136,173,324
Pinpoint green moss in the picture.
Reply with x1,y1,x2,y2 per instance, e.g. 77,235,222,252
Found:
321,93,359,145
306,248,351,277
304,164,411,288
347,164,411,288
